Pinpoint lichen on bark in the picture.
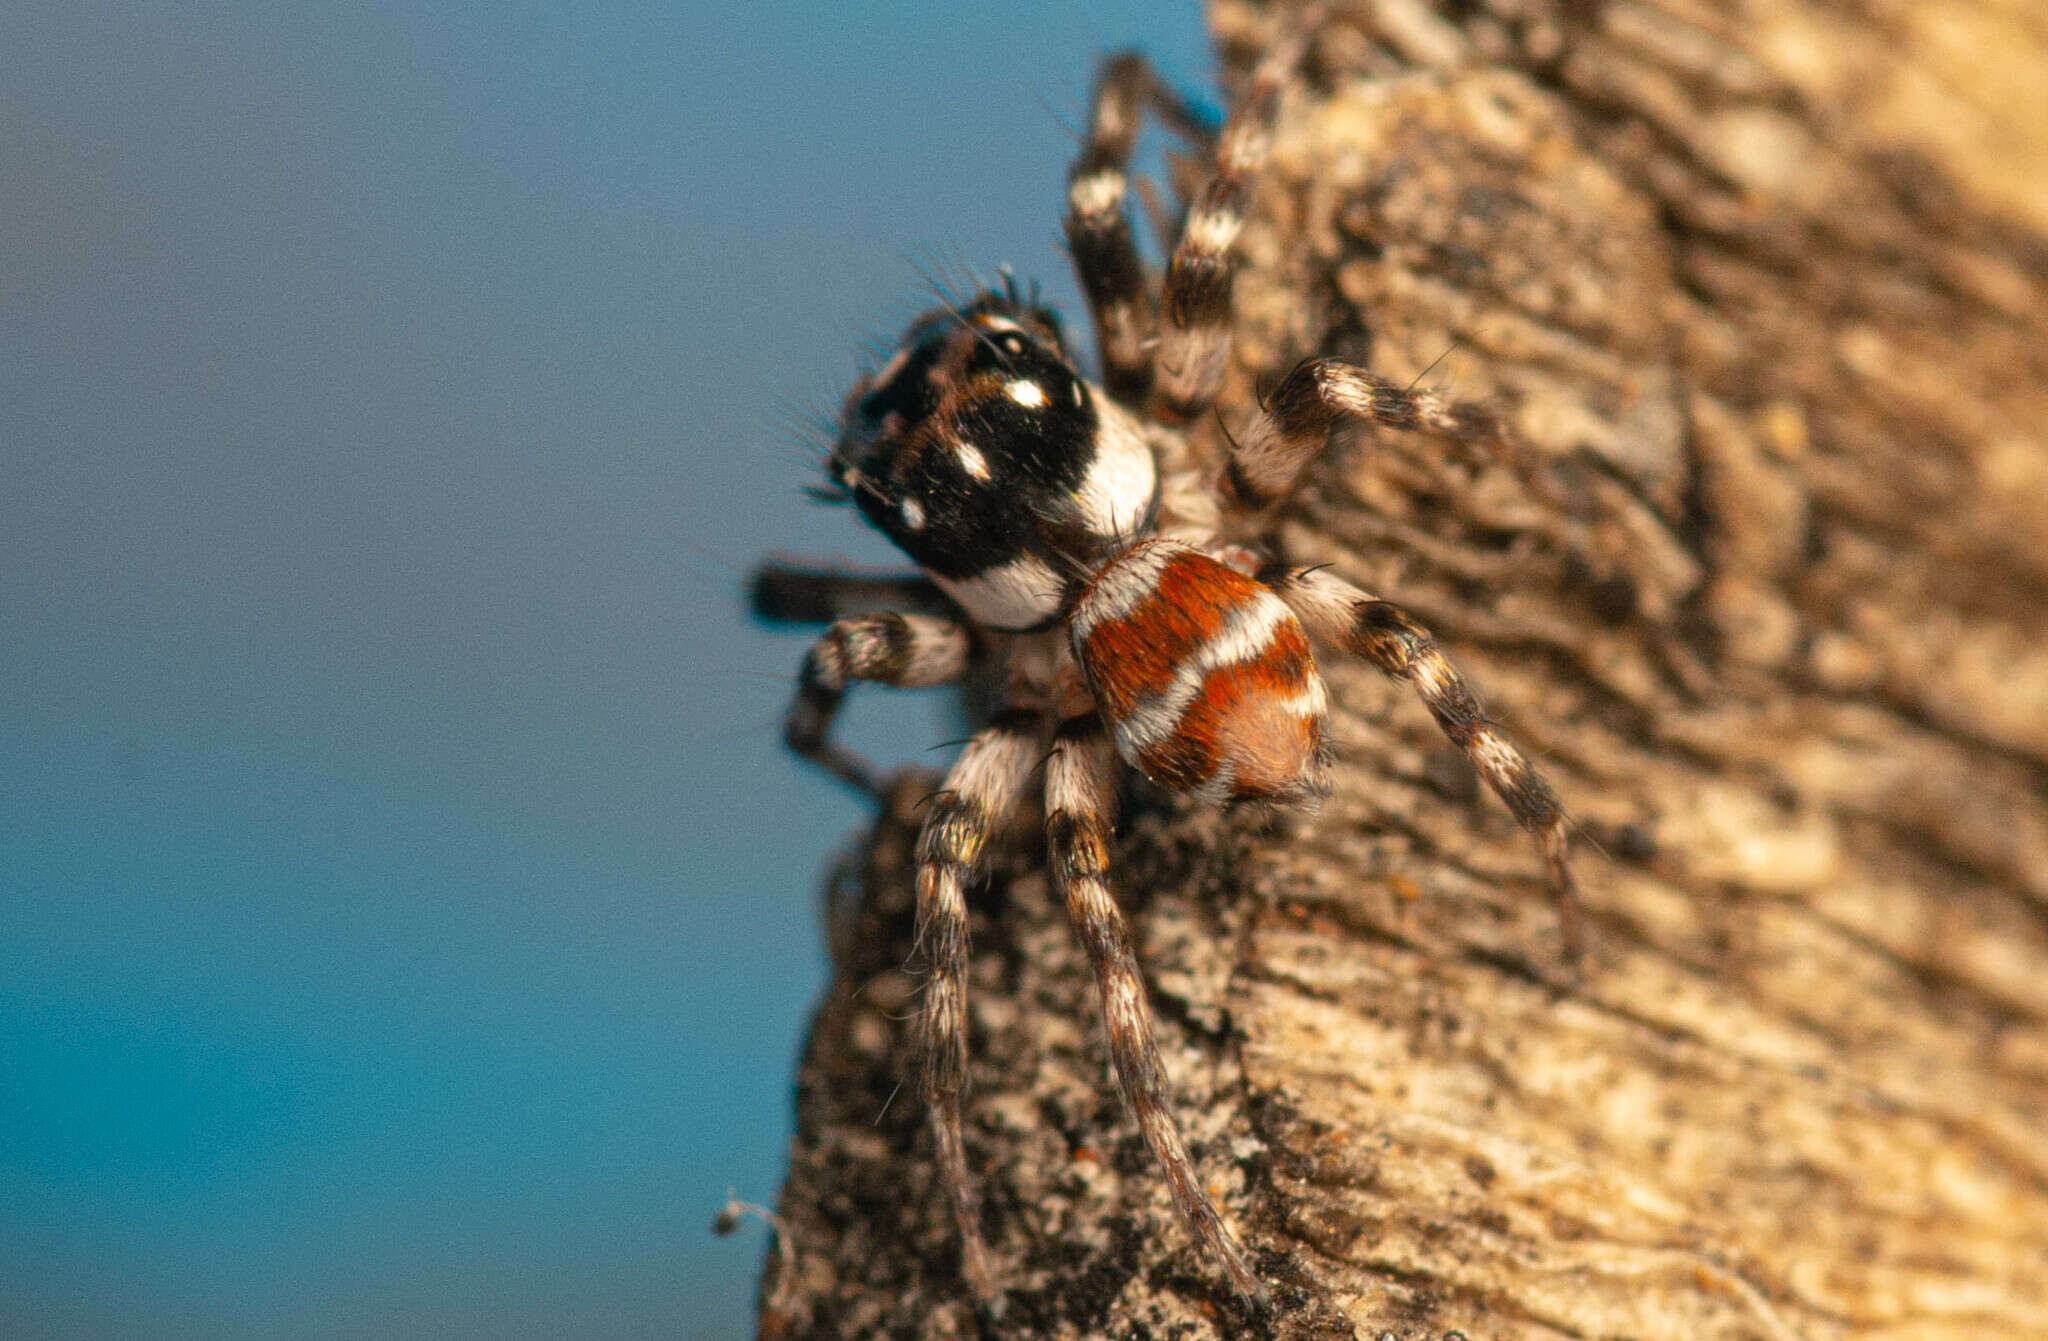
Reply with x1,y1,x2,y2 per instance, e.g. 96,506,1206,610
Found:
760,2,2048,1336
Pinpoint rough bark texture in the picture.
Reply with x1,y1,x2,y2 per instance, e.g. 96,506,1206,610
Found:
762,1,2048,1336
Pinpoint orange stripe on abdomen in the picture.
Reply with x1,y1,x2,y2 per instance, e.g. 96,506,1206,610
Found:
1077,541,1234,716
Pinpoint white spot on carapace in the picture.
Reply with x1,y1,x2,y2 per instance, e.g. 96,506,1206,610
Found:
900,497,926,530
1007,379,1047,409
1070,380,1085,407
956,442,991,480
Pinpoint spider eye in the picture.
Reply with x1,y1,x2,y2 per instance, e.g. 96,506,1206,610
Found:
996,331,1029,356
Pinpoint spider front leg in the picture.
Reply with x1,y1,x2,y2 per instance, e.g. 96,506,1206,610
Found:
1065,53,1209,406
1044,715,1269,1305
1263,564,1586,963
749,558,949,626
910,707,1043,1303
783,611,973,796
1154,21,1307,423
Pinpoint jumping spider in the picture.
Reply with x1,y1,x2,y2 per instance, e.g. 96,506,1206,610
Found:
752,22,1581,1309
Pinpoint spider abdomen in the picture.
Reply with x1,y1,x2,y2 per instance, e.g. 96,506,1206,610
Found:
1072,539,1330,807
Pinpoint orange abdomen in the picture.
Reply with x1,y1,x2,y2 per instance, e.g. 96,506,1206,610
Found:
1071,540,1329,807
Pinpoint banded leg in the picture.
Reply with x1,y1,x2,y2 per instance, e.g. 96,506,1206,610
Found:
1044,716,1268,1304
1155,20,1310,422
1065,54,1213,405
1263,565,1585,961
912,708,1042,1302
785,612,973,795
1225,356,1521,507
749,558,948,626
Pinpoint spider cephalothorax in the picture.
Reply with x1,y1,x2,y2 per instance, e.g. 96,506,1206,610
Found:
830,293,1160,631
753,15,1581,1311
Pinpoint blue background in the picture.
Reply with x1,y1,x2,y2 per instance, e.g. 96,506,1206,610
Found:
1,3,1211,1337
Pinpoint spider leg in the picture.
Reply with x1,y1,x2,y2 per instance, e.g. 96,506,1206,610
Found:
1154,20,1309,423
784,612,974,796
911,707,1043,1303
750,558,949,626
1223,356,1523,508
1044,715,1269,1305
1262,564,1586,962
1065,54,1212,405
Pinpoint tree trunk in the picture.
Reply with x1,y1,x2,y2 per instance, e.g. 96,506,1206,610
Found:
762,1,2048,1336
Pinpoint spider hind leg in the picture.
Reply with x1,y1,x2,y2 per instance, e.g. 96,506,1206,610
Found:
1264,563,1586,963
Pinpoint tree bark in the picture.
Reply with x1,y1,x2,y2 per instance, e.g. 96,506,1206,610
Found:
762,1,2048,1336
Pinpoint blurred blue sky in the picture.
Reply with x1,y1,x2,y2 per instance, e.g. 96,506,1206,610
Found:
0,3,1213,1337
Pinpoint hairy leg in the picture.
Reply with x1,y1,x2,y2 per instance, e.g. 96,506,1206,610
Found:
783,612,973,795
749,558,948,626
1044,715,1269,1304
1065,53,1213,405
1154,18,1310,422
1224,356,1526,506
1264,564,1585,961
911,708,1043,1301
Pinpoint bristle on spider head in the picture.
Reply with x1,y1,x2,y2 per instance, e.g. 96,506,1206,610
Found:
1071,539,1330,806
